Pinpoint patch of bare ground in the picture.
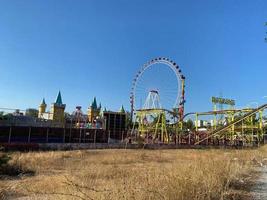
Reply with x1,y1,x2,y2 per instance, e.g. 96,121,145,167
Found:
1,146,267,200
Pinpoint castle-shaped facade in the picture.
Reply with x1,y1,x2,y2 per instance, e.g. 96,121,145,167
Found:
87,97,102,123
38,91,66,123
38,93,126,127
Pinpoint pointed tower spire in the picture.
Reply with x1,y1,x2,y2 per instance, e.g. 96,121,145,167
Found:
98,102,102,109
55,91,63,105
119,105,125,113
91,97,97,109
41,98,46,105
39,98,47,118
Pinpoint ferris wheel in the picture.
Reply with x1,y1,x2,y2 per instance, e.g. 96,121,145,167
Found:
130,57,185,120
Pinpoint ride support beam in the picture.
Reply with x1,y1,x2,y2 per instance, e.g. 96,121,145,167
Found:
259,110,263,141
213,104,217,130
195,113,198,132
231,112,235,143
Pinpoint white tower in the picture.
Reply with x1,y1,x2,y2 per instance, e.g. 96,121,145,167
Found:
143,90,162,109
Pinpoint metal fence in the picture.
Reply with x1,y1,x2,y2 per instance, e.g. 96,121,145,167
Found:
0,125,127,144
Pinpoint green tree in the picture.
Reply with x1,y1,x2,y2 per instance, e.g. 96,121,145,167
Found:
184,119,194,131
0,112,4,120
64,112,71,120
3,113,13,120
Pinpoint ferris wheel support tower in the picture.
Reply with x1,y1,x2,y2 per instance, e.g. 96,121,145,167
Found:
143,90,162,109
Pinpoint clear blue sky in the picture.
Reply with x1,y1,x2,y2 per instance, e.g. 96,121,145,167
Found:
0,0,266,114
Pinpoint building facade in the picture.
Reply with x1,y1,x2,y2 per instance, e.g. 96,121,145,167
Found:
38,91,66,123
87,97,101,123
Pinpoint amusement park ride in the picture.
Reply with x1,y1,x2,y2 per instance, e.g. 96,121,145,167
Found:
130,57,267,146
130,57,185,143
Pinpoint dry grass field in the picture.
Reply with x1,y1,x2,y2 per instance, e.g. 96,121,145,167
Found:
1,146,267,200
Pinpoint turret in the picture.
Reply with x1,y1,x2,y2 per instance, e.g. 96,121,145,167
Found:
92,97,97,109
119,105,125,113
38,98,47,118
87,97,101,123
50,91,66,123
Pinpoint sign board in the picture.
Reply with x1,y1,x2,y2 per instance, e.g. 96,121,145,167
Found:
211,97,235,106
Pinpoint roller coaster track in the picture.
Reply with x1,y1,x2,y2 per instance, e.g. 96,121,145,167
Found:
194,104,267,145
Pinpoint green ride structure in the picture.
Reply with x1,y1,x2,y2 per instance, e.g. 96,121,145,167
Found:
130,57,185,144
130,57,267,146
193,104,267,146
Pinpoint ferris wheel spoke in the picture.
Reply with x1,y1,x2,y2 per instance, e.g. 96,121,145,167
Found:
135,84,148,90
131,58,185,112
160,89,179,94
161,96,177,106
160,92,178,99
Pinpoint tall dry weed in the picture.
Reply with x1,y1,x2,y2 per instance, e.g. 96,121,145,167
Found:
1,147,266,200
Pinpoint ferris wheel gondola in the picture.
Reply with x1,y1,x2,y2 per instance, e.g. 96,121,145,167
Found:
130,57,185,121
